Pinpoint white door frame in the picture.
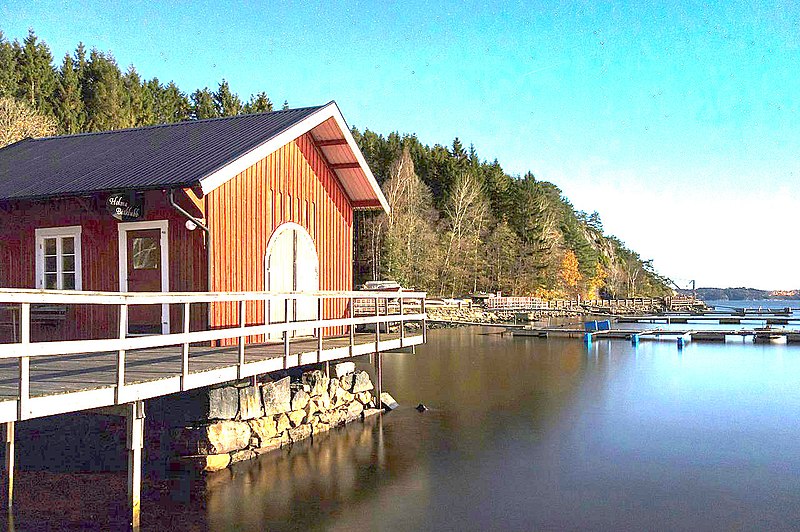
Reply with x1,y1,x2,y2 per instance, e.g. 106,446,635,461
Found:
118,219,170,335
264,222,319,291
264,222,319,337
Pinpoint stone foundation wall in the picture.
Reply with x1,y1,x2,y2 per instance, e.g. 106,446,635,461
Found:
168,364,383,472
427,305,513,325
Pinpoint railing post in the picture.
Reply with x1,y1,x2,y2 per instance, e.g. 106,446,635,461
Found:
126,401,145,531
349,297,355,357
3,421,13,511
399,297,405,346
374,351,382,405
421,297,427,343
18,303,30,420
317,297,323,362
237,299,246,377
283,296,290,369
116,304,127,404
374,297,380,351
181,302,190,390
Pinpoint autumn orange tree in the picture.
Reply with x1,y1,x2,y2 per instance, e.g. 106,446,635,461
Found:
559,250,583,298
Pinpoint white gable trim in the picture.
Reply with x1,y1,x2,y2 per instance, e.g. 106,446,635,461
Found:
198,102,389,213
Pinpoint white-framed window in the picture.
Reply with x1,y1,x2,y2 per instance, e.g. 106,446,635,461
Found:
35,226,82,290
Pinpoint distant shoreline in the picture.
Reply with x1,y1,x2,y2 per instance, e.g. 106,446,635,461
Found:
685,288,800,301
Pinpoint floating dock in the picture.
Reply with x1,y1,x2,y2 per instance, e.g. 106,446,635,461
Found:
616,316,800,325
507,326,800,344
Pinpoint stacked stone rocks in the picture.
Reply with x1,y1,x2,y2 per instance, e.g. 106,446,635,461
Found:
426,305,512,325
171,365,382,472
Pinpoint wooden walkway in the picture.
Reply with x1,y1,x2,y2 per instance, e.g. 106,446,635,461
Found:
0,331,422,422
0,288,427,527
0,288,427,422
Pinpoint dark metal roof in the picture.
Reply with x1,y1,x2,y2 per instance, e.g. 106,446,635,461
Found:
0,104,326,201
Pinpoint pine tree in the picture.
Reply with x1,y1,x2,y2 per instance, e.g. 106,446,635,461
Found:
14,30,58,116
282,100,289,111
54,54,84,133
83,49,125,131
149,80,190,123
243,91,273,113
213,80,242,117
122,66,152,127
190,88,218,119
0,31,19,98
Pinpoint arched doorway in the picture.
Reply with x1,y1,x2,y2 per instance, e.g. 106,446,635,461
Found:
265,223,319,337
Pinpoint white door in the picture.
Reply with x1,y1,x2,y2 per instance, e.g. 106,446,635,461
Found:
266,223,319,338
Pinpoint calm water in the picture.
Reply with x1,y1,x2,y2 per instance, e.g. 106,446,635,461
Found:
12,304,800,530
186,318,800,530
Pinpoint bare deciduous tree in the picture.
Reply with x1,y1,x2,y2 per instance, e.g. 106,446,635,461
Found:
439,171,488,296
378,145,440,289
0,96,56,148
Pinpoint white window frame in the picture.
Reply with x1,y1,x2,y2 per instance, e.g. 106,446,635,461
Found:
35,225,83,290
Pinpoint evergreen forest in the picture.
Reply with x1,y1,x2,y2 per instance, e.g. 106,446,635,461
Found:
0,29,672,299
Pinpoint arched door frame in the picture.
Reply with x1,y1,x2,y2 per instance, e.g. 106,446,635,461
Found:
264,222,319,291
264,222,319,337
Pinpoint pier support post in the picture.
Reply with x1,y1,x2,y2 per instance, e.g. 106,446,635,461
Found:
126,401,145,531
374,352,382,405
3,422,13,511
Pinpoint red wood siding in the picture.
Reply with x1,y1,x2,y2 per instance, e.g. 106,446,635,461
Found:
207,133,354,340
0,190,207,341
0,132,357,344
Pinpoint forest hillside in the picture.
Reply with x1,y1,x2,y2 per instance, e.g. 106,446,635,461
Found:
0,30,671,299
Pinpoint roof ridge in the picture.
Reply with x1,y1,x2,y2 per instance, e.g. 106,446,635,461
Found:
29,104,328,142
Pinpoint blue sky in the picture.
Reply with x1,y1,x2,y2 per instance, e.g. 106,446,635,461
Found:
3,0,798,289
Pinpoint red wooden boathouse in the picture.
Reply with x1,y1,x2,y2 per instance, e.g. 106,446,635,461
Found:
0,102,389,342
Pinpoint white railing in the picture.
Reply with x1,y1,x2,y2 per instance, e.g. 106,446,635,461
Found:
0,289,426,421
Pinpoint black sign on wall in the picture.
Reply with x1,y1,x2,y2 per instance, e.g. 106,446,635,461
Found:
107,192,144,221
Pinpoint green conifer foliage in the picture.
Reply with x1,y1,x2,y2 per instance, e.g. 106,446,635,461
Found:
149,80,190,123
83,49,126,131
0,32,19,98
213,80,242,117
14,30,58,116
122,66,152,127
191,88,218,119
54,54,84,133
244,91,273,113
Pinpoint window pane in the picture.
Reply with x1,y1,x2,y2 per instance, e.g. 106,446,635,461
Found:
44,238,56,255
132,237,159,270
45,273,57,289
62,273,75,290
62,254,75,272
45,256,57,273
62,237,74,255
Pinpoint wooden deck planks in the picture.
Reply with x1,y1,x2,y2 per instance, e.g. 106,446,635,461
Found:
0,332,415,403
